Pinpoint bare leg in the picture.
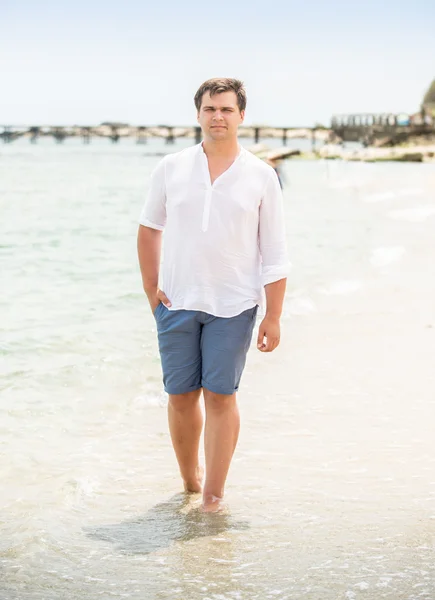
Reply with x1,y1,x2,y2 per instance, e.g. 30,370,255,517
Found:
168,389,204,493
202,389,240,512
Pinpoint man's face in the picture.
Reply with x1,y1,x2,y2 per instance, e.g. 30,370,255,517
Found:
197,91,244,141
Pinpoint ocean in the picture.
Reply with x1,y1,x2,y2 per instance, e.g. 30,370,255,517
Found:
1,137,435,599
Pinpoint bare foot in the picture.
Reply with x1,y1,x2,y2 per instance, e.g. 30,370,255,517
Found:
183,465,204,494
201,494,225,513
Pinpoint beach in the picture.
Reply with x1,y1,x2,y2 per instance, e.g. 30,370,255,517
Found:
1,138,435,599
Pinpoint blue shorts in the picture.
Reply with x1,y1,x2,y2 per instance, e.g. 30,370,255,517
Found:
154,304,258,396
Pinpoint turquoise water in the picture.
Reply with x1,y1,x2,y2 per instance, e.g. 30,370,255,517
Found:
1,138,435,599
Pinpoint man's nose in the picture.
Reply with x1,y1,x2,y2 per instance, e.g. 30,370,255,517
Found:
212,110,224,120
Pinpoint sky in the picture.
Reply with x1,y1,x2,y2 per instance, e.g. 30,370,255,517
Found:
1,0,434,127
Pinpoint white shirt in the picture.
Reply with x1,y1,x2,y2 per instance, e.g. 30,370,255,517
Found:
139,143,290,317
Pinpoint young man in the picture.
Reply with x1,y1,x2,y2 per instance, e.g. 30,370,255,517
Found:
137,78,289,512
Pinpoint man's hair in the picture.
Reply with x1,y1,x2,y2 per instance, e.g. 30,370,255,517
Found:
194,78,247,113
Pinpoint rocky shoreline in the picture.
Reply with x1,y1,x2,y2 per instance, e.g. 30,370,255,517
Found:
316,144,435,162
310,141,435,163
250,140,435,164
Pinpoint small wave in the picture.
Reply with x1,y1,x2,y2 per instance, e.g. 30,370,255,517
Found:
288,429,317,437
397,188,424,197
132,393,167,408
388,206,435,222
286,297,317,316
362,189,424,203
328,179,366,190
354,582,370,591
328,179,354,189
370,246,405,268
0,342,14,355
63,477,100,506
362,191,396,203
318,280,363,295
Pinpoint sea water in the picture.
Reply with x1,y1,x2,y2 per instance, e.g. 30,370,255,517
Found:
1,138,435,599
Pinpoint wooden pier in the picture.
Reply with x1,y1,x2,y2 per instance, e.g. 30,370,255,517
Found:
0,124,323,147
3,115,432,149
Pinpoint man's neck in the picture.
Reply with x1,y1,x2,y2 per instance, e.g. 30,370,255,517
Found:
202,138,240,160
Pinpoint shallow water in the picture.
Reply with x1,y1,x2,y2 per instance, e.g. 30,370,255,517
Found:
1,139,435,599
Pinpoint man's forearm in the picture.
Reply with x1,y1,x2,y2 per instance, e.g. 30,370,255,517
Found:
137,225,162,298
264,278,287,319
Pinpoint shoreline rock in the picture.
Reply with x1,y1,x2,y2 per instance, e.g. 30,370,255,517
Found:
313,143,435,163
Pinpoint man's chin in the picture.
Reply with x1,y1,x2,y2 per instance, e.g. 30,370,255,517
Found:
209,130,228,140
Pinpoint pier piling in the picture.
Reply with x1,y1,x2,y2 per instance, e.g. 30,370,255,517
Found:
311,128,317,152
53,128,66,143
166,127,175,144
29,127,39,143
2,127,12,143
110,126,120,143
137,126,147,144
82,127,91,144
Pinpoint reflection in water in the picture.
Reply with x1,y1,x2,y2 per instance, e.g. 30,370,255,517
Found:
85,493,249,555
86,494,251,598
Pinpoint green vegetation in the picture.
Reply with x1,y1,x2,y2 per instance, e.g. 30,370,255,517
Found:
423,79,435,105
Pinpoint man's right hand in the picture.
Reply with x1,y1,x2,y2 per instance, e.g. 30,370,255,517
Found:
150,288,172,314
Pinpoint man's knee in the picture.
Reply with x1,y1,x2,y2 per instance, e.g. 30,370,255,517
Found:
203,389,236,412
168,390,201,412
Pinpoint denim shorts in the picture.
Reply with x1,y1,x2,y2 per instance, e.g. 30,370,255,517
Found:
154,304,258,396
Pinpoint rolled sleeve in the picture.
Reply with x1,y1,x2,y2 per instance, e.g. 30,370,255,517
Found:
259,170,291,287
139,157,167,230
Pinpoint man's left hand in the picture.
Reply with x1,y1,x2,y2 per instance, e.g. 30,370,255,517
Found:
257,316,280,352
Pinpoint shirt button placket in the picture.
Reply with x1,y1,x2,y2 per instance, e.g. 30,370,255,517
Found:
202,188,212,232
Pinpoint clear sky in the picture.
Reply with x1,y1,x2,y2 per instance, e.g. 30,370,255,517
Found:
1,0,434,127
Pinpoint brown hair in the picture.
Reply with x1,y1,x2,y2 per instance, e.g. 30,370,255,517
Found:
194,78,247,113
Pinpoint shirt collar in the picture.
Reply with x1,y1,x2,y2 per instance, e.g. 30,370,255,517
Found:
199,142,244,161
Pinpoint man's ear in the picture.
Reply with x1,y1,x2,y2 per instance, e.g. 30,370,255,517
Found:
240,110,245,124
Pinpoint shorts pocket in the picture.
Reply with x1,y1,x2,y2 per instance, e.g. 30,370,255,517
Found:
153,302,163,318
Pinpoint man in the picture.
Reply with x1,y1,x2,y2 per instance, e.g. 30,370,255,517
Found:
137,78,289,512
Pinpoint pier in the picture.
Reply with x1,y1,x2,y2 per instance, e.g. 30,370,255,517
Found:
0,124,321,146
3,115,433,150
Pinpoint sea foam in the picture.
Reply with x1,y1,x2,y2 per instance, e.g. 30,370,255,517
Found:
370,246,405,267
388,206,435,222
318,280,363,295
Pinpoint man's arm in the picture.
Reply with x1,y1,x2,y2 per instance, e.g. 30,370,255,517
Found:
137,158,171,313
257,278,286,352
257,170,290,352
137,225,171,313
